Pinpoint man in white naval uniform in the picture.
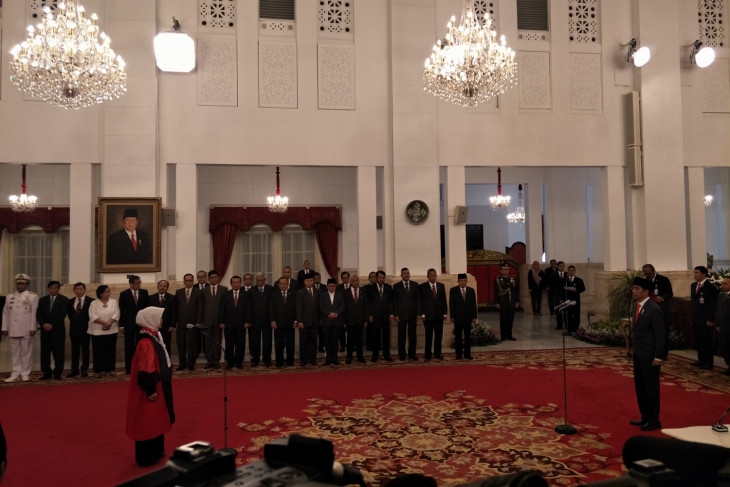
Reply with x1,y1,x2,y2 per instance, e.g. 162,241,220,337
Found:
1,274,39,382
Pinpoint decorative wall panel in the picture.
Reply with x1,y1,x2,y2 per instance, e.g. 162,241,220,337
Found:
473,0,499,27
318,43,355,110
259,39,298,108
318,0,354,35
568,0,600,43
197,35,238,107
703,58,730,113
199,0,236,32
518,51,551,109
569,52,602,111
698,0,726,48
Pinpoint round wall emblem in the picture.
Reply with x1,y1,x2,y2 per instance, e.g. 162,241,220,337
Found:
405,200,429,225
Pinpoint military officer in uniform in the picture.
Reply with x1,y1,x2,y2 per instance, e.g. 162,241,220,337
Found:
2,274,39,382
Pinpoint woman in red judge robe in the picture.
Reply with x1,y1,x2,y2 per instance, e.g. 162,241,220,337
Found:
126,307,175,467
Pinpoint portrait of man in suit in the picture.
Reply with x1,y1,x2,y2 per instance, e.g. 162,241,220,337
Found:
107,208,151,265
98,198,161,272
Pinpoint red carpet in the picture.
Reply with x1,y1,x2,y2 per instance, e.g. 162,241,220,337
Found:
1,348,728,486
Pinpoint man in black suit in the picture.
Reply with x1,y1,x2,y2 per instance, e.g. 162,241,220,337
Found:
362,271,377,352
270,276,297,367
296,260,316,284
419,268,447,361
66,282,94,378
201,270,227,370
642,264,673,356
551,261,567,329
37,280,69,380
282,266,300,293
196,270,209,292
543,259,558,315
343,275,368,364
565,265,586,335
296,274,320,366
312,272,325,352
368,270,393,363
450,273,478,360
219,276,249,370
629,277,667,431
319,278,345,366
173,273,203,371
690,265,718,370
106,208,151,265
149,280,175,352
248,272,275,367
119,275,150,374
336,271,351,353
392,267,420,361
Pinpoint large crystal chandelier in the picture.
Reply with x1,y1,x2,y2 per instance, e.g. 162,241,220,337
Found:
8,1,127,110
507,184,526,223
9,165,39,213
423,1,517,108
267,167,289,213
489,167,510,211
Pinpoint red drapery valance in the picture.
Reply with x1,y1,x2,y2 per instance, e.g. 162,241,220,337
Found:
0,207,70,233
209,206,342,279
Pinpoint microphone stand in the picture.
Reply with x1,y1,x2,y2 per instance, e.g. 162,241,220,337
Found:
199,328,238,456
712,406,730,433
554,299,577,435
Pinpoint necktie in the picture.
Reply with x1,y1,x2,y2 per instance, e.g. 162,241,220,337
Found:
133,291,138,304
432,284,437,298
308,288,313,300
131,233,137,251
696,283,701,295
283,291,287,303
212,286,216,297
462,287,466,301
634,303,641,322
260,287,264,296
50,295,55,311
76,298,82,313
405,282,409,293
159,294,165,304
379,285,383,299
186,288,190,303
354,288,358,303
234,291,238,307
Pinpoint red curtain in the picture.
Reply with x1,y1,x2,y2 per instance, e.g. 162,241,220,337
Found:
209,206,342,278
0,207,70,234
212,222,239,277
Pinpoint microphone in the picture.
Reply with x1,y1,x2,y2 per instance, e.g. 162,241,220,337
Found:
554,300,576,312
713,406,730,433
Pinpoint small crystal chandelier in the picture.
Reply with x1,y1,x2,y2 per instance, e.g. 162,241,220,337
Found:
705,195,714,207
9,165,38,213
507,184,526,223
489,167,510,211
8,1,127,110
423,1,517,108
267,167,289,213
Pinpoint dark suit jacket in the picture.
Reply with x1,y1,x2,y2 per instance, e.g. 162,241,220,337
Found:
201,285,228,328
174,286,203,328
0,296,5,330
269,288,297,329
368,283,393,321
106,228,151,265
37,294,69,335
632,298,667,363
149,292,175,332
249,285,275,327
564,276,586,304
219,289,250,327
392,281,420,320
419,281,447,320
550,271,568,300
343,286,369,326
691,280,718,325
286,279,301,293
450,286,477,324
119,288,150,330
297,269,317,284
296,287,320,327
319,290,345,326
649,274,673,307
543,267,557,290
527,270,545,291
66,295,94,334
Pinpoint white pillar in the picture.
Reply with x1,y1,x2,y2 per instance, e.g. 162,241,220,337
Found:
357,166,378,274
525,182,543,262
686,167,707,267
69,164,94,283
444,165,467,273
601,166,628,270
175,164,198,280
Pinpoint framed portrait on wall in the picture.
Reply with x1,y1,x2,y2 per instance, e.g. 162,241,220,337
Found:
97,197,162,273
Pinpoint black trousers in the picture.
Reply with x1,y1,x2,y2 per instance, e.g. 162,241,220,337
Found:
530,290,543,314
135,434,164,467
224,323,246,367
368,318,391,360
123,325,138,373
40,329,65,377
176,327,200,369
69,326,90,373
499,307,516,339
91,334,117,373
693,321,715,366
547,287,556,315
453,320,472,358
203,325,222,366
274,326,296,366
299,325,318,365
633,359,661,424
423,318,443,359
322,323,342,364
720,333,730,368
567,305,581,333
345,322,365,360
397,319,417,359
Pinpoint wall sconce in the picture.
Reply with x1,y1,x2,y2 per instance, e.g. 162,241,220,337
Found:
154,17,196,72
690,40,716,68
705,195,714,207
625,38,650,67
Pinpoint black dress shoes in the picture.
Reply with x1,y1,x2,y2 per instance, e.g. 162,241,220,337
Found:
383,356,393,362
640,421,662,431
690,361,703,367
435,355,444,360
345,358,352,365
66,371,79,378
700,364,714,370
81,370,88,378
409,355,419,361
629,419,644,426
39,375,52,381
357,358,367,364
465,356,474,360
